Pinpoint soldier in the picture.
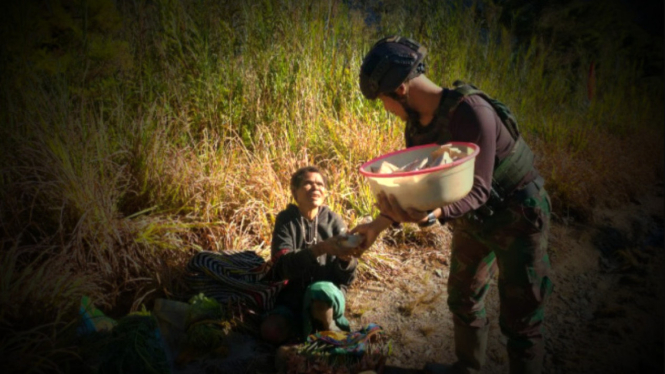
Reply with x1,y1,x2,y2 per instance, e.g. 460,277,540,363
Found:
351,36,553,374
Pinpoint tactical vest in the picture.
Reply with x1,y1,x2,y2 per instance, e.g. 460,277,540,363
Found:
405,81,538,202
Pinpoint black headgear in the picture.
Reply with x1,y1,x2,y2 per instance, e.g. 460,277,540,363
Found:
359,36,427,100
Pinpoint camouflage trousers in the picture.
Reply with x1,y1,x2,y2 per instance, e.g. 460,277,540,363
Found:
447,183,553,362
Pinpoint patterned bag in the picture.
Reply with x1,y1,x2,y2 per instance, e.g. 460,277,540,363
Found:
186,250,286,312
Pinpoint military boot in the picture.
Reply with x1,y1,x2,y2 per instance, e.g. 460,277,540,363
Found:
424,323,489,374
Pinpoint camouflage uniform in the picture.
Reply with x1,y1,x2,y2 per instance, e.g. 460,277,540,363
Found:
448,181,553,362
405,83,554,369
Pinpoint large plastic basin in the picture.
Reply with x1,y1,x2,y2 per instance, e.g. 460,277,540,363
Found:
359,142,480,211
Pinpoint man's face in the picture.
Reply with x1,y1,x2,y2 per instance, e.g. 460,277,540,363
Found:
294,172,327,209
378,94,408,121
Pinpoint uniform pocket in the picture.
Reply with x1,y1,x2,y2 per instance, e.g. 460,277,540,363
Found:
517,191,549,232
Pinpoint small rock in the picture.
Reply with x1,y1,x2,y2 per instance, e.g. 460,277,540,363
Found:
593,305,627,319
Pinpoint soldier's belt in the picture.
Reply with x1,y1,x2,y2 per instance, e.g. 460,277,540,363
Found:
471,176,544,221
511,175,544,203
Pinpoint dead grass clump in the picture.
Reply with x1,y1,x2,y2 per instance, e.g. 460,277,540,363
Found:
612,248,646,272
618,274,647,287
1,319,84,374
399,291,444,317
418,325,436,337
1,245,101,328
593,304,627,319
356,244,401,283
0,245,103,373
531,127,664,223
391,223,453,250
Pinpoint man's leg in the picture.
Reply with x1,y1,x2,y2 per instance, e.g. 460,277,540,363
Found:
310,299,341,332
494,189,553,374
302,281,350,336
426,227,496,374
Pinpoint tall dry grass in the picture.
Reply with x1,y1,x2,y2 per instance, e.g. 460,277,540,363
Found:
0,0,662,372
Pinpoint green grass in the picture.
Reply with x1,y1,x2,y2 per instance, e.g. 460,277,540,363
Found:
0,0,662,372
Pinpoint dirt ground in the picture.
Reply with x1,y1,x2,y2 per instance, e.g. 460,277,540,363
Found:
176,183,664,374
342,182,665,374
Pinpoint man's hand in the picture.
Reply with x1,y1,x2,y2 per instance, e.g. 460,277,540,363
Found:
376,191,429,223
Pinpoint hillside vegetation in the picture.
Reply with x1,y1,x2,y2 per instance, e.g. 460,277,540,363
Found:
0,0,662,372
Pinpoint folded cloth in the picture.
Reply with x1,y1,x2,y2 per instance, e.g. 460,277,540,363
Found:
301,281,350,338
282,323,390,374
306,323,384,356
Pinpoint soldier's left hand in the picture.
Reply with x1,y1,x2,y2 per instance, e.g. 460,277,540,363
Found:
376,191,428,223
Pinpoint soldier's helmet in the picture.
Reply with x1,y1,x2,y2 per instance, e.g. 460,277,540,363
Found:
359,36,428,100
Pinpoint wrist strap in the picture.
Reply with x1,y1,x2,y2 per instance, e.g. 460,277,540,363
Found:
418,211,438,228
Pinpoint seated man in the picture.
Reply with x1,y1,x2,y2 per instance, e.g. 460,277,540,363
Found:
261,166,360,345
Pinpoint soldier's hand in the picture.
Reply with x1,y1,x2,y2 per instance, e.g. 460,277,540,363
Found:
407,208,430,224
349,219,388,255
376,191,427,223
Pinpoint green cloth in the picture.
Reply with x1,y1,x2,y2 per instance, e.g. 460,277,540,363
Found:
78,296,117,335
301,281,350,338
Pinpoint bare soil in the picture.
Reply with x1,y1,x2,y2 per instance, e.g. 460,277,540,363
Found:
344,183,665,374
